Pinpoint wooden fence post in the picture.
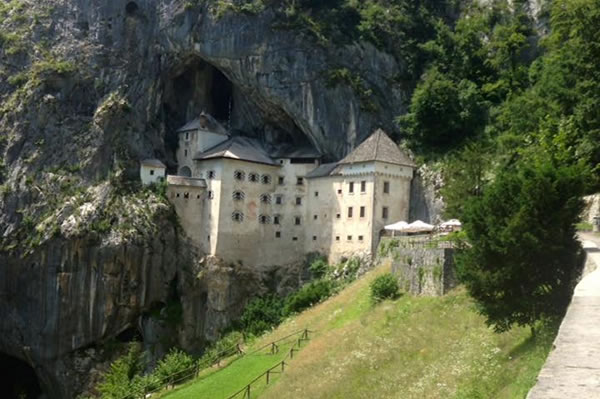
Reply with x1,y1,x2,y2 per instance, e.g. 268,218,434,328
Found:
245,384,251,399
281,360,285,372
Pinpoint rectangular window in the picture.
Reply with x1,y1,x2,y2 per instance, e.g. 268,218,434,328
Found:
296,177,304,185
383,181,390,194
312,236,317,241
349,182,354,193
207,235,210,241
337,189,342,195
184,149,188,157
278,176,285,185
295,217,301,225
347,235,352,241
348,207,353,218
275,196,282,205
273,216,280,225
150,169,155,175
185,132,189,140
313,215,318,220
335,236,340,241
276,231,281,238
382,206,389,219
358,235,364,241
292,236,298,241
314,191,319,197
336,213,341,219
296,197,302,205
360,206,365,218
360,181,366,192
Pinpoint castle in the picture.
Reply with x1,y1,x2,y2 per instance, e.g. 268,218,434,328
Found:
145,113,415,267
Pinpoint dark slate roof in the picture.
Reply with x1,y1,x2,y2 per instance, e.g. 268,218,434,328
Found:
305,163,340,179
141,159,166,168
270,145,321,159
176,112,228,136
339,129,415,167
167,175,207,187
193,136,278,166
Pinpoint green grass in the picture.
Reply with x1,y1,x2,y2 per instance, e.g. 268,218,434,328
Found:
161,262,557,399
161,341,297,399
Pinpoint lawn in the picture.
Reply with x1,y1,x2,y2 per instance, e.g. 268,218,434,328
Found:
161,261,557,399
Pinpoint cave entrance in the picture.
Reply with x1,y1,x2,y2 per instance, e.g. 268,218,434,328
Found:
210,68,233,122
0,353,43,399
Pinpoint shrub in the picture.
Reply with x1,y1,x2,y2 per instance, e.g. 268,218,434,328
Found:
370,273,401,303
284,279,334,315
309,257,329,278
97,343,145,398
240,295,284,336
153,348,196,385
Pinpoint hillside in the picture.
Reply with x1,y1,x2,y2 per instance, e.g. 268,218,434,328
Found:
163,262,556,399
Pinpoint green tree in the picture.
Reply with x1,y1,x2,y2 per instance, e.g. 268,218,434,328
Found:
456,159,587,335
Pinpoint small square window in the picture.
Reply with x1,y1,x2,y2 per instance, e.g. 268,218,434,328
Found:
360,206,365,218
292,236,298,241
150,169,155,175
348,207,353,218
184,192,189,199
278,176,285,185
335,236,340,241
185,132,190,140
382,207,389,219
208,190,214,199
275,196,283,205
313,215,318,220
360,181,366,192
337,189,342,195
312,236,317,241
197,194,201,199
296,197,302,205
276,231,281,238
347,235,352,241
176,193,180,198
295,217,301,225
274,216,280,225
184,149,188,157
349,182,354,193
336,213,341,219
207,235,210,241
314,191,319,197
296,177,304,185
383,181,390,194
358,235,364,241
207,170,216,179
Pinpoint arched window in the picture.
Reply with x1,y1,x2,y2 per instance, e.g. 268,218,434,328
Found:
260,193,271,204
234,170,245,181
248,173,259,183
232,191,245,201
207,170,216,179
232,211,244,222
259,215,271,224
261,174,272,184
179,166,192,177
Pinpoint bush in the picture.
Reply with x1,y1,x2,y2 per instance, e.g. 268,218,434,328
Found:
240,295,284,336
153,348,196,385
284,279,334,315
309,257,329,278
370,273,401,303
97,343,145,399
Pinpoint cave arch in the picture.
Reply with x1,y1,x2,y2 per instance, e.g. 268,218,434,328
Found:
0,353,43,399
126,1,139,16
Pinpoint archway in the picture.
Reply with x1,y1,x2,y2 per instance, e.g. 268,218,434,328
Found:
0,353,43,399
179,166,192,177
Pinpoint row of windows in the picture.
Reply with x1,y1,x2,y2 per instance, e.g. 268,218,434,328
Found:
231,191,304,205
267,233,365,241
345,180,390,194
231,212,302,225
172,191,214,199
233,171,305,185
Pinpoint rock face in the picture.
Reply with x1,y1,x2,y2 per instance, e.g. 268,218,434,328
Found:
0,1,427,397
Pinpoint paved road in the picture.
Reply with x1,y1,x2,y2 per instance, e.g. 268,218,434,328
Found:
527,237,600,398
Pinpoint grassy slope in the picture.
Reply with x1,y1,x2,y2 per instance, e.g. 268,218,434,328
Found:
165,262,556,399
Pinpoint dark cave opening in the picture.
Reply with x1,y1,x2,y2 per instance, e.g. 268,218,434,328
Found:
126,1,139,16
0,353,43,399
210,68,233,122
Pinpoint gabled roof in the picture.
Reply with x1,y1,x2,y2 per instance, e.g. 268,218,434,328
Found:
193,136,278,166
339,129,415,167
305,163,340,179
141,159,166,168
177,112,228,136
